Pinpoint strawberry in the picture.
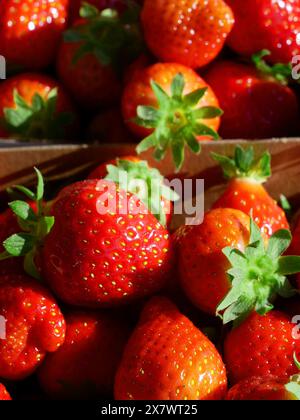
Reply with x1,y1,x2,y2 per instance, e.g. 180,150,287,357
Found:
0,0,69,70
114,297,227,400
0,274,65,381
57,2,143,110
88,156,177,226
0,73,77,141
38,311,131,399
0,384,11,401
226,0,300,64
86,108,132,143
122,63,222,171
212,146,289,238
175,208,250,315
224,310,300,384
141,0,234,69
205,60,299,139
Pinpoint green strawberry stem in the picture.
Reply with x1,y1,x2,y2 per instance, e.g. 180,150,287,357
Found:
217,218,300,325
104,159,179,226
0,168,54,280
135,73,223,172
1,88,74,141
64,1,143,68
212,145,271,183
285,354,300,400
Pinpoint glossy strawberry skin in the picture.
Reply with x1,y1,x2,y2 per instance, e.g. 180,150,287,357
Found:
141,0,234,69
226,376,292,400
175,208,250,315
115,297,227,400
0,0,69,69
0,275,66,381
41,180,174,308
38,311,131,399
0,73,77,140
205,61,300,139
224,311,300,384
0,384,11,400
212,178,289,238
122,62,220,138
56,29,121,111
226,0,300,64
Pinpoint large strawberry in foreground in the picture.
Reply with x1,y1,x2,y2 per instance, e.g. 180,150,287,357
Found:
115,297,227,400
0,0,69,70
141,0,234,69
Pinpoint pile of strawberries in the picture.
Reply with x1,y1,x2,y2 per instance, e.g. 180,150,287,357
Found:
1,0,300,402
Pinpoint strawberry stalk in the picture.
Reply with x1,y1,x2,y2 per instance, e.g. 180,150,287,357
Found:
104,159,179,226
135,73,223,172
252,50,295,86
217,218,300,325
0,168,54,279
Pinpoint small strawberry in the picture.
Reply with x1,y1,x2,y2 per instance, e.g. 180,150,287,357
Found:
205,59,300,139
226,0,300,64
224,310,300,384
227,363,300,400
1,170,174,307
0,384,11,401
212,146,289,238
88,157,178,226
175,208,250,315
0,274,65,381
114,297,227,400
0,73,77,141
0,0,69,70
38,311,131,399
141,0,234,69
57,2,143,110
122,63,222,171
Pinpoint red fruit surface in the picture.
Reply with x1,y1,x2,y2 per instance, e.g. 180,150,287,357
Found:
38,311,131,399
122,62,220,138
0,0,69,69
41,180,174,307
224,311,300,384
0,384,11,400
226,376,295,400
141,0,234,68
226,0,300,64
175,208,250,315
0,274,66,381
205,61,300,139
212,178,289,238
115,297,227,400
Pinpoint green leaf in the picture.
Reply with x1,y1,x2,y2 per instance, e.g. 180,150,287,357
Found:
249,218,264,246
3,233,35,257
34,168,44,202
172,141,184,172
137,106,159,124
24,249,41,281
9,201,37,222
12,185,36,201
80,2,100,18
150,80,169,108
267,229,292,258
184,88,207,107
278,256,300,275
136,133,157,154
171,73,185,99
192,106,223,119
193,123,219,139
185,132,201,154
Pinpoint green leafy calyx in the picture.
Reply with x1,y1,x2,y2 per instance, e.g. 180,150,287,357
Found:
212,145,271,183
0,169,54,279
217,219,299,325
64,1,143,67
135,73,223,172
104,159,179,226
1,89,73,141
252,50,293,86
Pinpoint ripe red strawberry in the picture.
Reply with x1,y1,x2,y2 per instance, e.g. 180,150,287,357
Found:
38,311,131,399
141,0,234,69
175,208,250,315
226,0,300,64
205,60,299,139
122,62,222,171
57,2,142,110
0,0,69,70
88,156,177,226
0,274,65,381
0,73,77,141
224,310,300,384
226,373,300,400
114,297,227,400
0,384,11,401
212,146,289,238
